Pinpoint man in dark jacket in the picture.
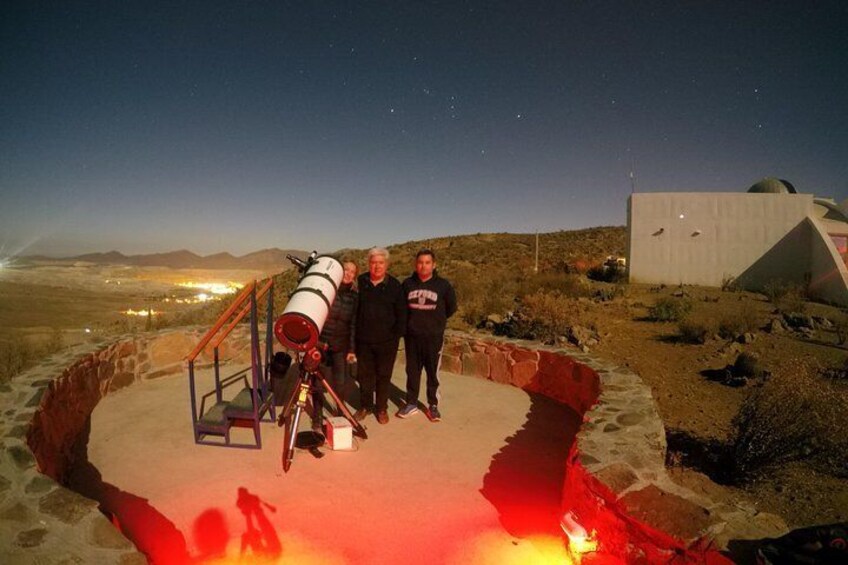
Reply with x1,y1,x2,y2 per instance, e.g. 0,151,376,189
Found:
397,249,457,422
353,247,407,425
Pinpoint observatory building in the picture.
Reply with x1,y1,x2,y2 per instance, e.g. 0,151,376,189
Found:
626,178,848,306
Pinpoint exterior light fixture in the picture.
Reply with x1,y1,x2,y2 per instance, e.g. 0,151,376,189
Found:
561,511,599,561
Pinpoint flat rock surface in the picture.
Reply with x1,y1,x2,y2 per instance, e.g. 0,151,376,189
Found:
69,364,581,564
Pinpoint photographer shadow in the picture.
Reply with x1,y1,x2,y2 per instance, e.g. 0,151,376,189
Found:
236,487,282,561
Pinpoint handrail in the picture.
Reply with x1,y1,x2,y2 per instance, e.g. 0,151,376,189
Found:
186,280,257,362
211,279,273,349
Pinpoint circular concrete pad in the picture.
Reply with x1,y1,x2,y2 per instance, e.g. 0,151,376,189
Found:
70,364,580,564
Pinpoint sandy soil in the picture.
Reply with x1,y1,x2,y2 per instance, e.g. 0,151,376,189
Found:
580,284,848,528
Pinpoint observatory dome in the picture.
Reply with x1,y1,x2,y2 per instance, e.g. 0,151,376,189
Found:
747,177,797,194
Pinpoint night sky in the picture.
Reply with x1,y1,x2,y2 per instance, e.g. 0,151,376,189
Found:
2,1,847,256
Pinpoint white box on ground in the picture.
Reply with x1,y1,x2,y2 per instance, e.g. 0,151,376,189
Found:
324,416,352,450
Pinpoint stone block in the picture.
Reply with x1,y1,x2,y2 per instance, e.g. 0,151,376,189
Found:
539,351,576,380
509,348,538,363
471,341,487,352
16,527,48,548
97,361,115,382
594,462,639,495
441,340,466,358
488,348,510,384
117,340,137,358
1,501,32,522
25,474,56,495
461,352,489,379
510,360,538,389
109,372,136,392
620,484,716,540
39,487,98,524
8,445,36,470
90,516,134,549
149,332,195,367
441,354,462,374
25,389,45,408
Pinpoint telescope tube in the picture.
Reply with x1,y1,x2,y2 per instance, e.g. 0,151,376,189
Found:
274,255,344,351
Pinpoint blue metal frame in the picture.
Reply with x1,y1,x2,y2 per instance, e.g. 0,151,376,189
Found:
187,279,278,448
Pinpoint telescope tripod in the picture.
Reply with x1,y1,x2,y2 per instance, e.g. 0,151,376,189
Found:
278,348,368,472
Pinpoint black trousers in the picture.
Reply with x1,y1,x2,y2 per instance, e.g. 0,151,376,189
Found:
404,333,443,407
312,349,349,423
356,339,399,412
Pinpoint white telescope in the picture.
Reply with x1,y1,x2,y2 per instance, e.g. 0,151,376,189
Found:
274,255,344,351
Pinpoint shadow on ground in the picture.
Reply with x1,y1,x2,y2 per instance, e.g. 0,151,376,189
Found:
480,390,581,543
67,417,192,564
67,417,283,564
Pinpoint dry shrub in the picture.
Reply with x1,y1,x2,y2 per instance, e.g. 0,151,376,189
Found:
678,319,715,344
511,291,583,342
452,270,516,328
0,331,65,383
717,301,761,339
731,366,848,480
649,297,692,322
833,311,848,345
763,280,808,313
594,283,627,302
732,352,764,379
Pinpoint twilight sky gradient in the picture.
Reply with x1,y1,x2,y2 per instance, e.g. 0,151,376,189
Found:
2,1,847,256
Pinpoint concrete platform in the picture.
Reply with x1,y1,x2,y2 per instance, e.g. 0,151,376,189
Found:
68,363,581,564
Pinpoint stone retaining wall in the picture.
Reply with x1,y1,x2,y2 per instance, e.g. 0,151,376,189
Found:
0,328,253,564
442,330,786,562
1,328,785,563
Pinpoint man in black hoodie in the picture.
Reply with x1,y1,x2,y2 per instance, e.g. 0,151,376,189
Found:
397,249,457,422
353,247,407,425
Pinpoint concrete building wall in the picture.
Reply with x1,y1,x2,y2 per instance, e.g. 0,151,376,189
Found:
627,193,814,288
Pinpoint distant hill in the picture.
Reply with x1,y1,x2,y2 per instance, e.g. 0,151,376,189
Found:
270,226,628,328
334,226,628,277
25,248,309,271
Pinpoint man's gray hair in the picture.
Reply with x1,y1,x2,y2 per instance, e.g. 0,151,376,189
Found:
367,247,390,262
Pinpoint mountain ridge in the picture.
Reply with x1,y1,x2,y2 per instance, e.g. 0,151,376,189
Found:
22,248,310,270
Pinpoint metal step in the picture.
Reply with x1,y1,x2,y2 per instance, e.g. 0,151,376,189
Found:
225,387,268,419
199,401,230,428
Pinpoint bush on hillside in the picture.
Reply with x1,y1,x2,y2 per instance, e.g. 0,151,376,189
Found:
649,297,692,322
678,319,715,344
731,369,848,480
508,291,584,342
717,301,761,339
762,280,808,313
0,331,66,383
